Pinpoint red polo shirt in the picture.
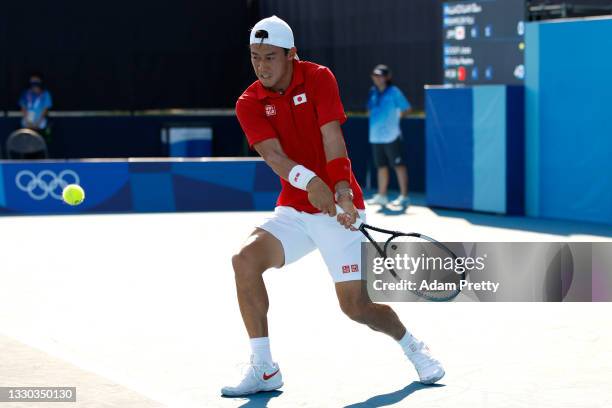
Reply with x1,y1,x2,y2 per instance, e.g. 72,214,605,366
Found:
236,59,365,213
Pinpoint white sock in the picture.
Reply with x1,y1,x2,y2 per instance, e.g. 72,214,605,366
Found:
250,337,273,365
398,331,419,355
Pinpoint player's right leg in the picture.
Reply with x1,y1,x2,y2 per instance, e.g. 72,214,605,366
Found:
222,207,316,397
232,228,284,339
222,228,284,397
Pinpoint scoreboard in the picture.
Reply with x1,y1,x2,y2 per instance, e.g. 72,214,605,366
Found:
443,0,526,85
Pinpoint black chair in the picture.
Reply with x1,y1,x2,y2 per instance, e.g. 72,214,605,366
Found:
6,128,48,159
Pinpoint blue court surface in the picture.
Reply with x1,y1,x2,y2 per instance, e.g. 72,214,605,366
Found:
1,202,611,407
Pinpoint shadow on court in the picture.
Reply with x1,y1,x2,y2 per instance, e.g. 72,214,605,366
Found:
343,381,445,408
221,390,283,407
366,191,612,237
377,206,412,216
432,207,612,238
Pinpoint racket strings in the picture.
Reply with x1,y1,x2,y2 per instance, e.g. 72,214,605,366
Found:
360,223,464,301
386,236,463,301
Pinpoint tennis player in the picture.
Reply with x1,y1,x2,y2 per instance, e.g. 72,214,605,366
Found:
222,15,444,397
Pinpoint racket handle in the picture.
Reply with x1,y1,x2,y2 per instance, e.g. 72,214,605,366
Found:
335,204,363,229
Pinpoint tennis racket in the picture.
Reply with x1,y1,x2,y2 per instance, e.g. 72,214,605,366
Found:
338,206,464,302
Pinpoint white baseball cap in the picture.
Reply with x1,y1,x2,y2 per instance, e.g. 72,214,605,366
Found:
249,15,294,49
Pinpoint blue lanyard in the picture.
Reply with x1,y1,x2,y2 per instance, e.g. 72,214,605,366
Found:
26,92,43,110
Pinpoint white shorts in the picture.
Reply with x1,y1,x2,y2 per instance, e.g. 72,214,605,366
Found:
259,206,366,283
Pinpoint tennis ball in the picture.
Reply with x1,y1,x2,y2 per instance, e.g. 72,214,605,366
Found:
62,184,85,206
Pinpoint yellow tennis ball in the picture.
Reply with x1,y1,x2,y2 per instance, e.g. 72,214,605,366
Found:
62,184,85,206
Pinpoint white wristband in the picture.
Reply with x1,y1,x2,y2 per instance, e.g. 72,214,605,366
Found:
288,165,317,191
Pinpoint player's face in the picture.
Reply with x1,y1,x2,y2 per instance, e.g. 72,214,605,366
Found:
371,74,387,90
250,44,293,89
30,76,43,93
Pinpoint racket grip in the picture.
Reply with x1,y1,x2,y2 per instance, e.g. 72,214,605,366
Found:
335,205,363,229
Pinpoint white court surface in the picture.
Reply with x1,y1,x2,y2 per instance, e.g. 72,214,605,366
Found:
1,203,612,408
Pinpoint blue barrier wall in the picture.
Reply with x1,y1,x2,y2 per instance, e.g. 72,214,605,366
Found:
0,159,279,215
426,87,474,210
525,18,612,225
0,114,426,194
0,115,245,158
426,85,524,214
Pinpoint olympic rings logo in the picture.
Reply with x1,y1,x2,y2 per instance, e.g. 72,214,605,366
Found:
15,170,80,201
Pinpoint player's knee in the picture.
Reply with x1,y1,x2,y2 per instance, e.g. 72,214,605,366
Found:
231,250,264,278
231,252,253,277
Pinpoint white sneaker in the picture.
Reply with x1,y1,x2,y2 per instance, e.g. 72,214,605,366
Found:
406,341,445,384
221,357,283,397
366,194,389,205
390,195,410,208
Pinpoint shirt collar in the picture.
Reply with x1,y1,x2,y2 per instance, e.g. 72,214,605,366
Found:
372,85,390,95
256,59,304,100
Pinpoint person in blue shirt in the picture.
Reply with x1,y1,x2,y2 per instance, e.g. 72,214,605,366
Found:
366,64,412,207
19,73,53,135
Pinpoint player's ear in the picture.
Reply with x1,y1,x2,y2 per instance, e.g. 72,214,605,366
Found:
287,47,298,61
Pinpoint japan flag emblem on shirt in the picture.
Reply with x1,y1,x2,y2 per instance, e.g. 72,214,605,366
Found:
293,93,307,106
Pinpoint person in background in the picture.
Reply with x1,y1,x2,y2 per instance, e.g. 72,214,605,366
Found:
19,73,53,139
366,64,412,208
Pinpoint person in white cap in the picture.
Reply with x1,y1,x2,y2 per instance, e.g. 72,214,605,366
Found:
222,15,444,397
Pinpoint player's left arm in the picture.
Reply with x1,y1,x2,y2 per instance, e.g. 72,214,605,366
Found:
313,66,358,229
320,121,358,229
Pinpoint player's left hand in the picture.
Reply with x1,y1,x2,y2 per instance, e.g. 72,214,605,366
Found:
337,198,359,230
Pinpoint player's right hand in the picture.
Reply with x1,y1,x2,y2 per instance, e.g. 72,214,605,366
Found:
306,177,336,216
